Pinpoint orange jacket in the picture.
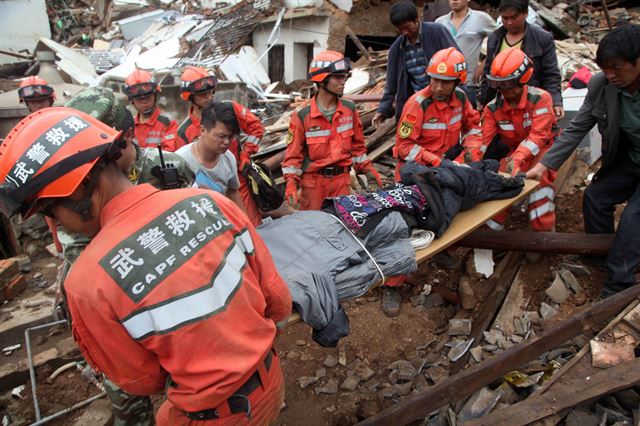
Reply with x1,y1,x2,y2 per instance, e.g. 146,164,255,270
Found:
134,108,181,152
480,85,559,163
394,86,482,167
177,107,201,146
281,97,370,181
226,100,264,170
65,184,292,411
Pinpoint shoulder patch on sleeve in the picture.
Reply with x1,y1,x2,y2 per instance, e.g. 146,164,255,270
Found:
286,122,296,145
398,120,414,139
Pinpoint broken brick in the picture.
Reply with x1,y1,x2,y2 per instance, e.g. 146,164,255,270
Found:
3,274,26,300
0,259,19,282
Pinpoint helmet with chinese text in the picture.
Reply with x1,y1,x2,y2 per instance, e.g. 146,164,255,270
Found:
0,107,122,218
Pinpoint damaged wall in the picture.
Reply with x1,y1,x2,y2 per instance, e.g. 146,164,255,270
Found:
253,13,330,83
0,0,51,65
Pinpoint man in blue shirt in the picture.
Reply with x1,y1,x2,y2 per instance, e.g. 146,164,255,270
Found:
372,1,458,126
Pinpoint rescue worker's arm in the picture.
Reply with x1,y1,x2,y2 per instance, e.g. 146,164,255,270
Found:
231,101,265,175
160,118,180,152
231,101,264,158
395,100,443,167
511,93,555,172
479,105,500,156
456,99,483,163
350,112,382,186
226,187,248,214
281,111,306,208
68,297,167,395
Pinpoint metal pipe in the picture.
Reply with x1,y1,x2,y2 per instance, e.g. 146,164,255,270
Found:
25,320,68,421
29,392,106,426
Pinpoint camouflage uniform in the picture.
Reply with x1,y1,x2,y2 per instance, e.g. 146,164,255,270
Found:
60,87,194,425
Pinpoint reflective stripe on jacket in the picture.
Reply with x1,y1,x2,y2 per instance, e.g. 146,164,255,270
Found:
65,185,292,412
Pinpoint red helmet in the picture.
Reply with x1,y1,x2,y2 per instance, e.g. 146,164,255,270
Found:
18,77,56,103
124,69,160,99
487,47,534,89
308,51,352,83
0,107,121,218
427,48,467,82
179,66,217,101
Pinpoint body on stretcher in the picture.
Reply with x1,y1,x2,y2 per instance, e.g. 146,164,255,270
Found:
285,178,539,326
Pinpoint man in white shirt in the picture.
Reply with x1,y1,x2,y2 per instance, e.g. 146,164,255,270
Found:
436,0,497,105
176,102,247,214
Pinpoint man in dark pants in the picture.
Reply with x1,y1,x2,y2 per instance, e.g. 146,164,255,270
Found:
372,1,458,127
527,25,640,297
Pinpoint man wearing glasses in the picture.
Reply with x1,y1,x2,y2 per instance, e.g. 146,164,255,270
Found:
176,66,266,225
176,102,248,214
124,69,179,151
282,50,382,211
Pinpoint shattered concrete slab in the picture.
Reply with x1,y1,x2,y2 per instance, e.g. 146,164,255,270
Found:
590,339,636,369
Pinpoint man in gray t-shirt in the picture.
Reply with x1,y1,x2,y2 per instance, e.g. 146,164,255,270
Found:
175,102,247,214
435,0,497,105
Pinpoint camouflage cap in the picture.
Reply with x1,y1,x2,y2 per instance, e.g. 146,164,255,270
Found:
65,87,126,130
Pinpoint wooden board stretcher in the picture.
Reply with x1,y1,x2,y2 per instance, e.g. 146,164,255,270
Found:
285,178,539,326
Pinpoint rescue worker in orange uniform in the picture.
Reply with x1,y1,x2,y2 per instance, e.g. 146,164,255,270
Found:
177,67,266,225
0,108,292,426
125,69,180,151
394,47,482,179
177,66,217,146
282,51,382,210
481,47,558,234
18,76,56,113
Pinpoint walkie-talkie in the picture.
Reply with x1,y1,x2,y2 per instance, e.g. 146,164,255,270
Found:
157,145,180,190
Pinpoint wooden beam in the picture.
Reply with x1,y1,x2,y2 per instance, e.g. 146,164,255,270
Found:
533,299,640,395
345,93,384,103
355,284,640,426
464,357,640,426
365,120,395,150
449,253,523,375
458,230,614,256
345,26,372,62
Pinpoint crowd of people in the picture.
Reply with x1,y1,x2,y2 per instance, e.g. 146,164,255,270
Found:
1,0,639,423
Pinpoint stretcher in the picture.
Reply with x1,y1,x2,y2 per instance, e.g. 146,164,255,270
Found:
286,178,539,326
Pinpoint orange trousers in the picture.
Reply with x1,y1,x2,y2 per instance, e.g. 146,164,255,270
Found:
486,155,557,232
156,354,285,426
299,172,351,211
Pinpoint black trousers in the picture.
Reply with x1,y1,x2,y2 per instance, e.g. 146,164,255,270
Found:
583,165,640,295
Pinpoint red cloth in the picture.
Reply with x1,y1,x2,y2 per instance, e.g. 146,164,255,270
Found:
65,184,292,412
569,66,593,89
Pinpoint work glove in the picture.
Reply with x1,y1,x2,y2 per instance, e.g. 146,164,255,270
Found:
505,154,525,176
285,179,299,210
361,162,383,187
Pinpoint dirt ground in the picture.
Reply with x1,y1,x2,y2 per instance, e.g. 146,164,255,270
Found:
0,161,621,426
